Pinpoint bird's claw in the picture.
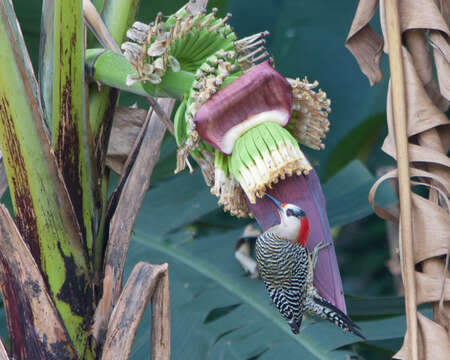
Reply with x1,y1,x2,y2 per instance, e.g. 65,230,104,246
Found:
311,242,332,270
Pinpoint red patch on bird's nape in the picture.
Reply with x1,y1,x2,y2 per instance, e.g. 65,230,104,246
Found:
297,217,310,247
281,203,287,208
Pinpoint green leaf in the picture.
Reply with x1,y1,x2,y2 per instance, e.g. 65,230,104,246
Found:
136,170,218,237
0,300,6,341
138,159,395,237
324,160,396,227
347,296,406,319
124,227,408,359
324,115,386,181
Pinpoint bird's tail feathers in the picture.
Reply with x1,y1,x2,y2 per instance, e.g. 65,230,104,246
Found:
309,296,366,340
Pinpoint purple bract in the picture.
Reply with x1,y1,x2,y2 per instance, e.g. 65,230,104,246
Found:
194,61,292,154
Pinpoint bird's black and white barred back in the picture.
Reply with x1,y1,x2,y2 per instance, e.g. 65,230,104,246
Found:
256,231,309,334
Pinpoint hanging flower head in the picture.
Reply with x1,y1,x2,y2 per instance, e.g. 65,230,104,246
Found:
119,2,344,315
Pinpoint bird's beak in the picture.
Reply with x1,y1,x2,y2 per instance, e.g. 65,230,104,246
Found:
264,193,283,212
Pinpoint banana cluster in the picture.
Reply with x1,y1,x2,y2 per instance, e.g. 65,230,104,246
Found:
212,151,250,218
122,14,181,86
186,50,239,127
287,77,331,150
122,7,237,86
230,122,312,204
206,120,314,218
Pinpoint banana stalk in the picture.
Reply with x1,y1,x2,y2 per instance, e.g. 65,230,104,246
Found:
86,48,195,99
0,1,92,357
40,0,98,270
87,0,141,136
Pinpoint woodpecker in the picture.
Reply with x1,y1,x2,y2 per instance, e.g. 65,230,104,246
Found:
255,194,365,338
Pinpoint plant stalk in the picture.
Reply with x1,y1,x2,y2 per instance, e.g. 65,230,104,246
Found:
384,1,418,359
0,1,92,356
86,49,195,100
83,0,142,274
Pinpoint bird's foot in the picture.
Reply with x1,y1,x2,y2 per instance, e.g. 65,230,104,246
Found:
288,318,301,334
311,242,332,270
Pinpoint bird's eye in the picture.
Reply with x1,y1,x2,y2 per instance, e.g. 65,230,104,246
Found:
286,209,293,217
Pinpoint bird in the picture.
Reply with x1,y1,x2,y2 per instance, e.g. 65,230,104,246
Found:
255,193,365,339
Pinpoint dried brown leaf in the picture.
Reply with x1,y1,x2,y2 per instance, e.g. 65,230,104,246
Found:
415,272,450,305
101,263,168,360
150,265,171,360
346,0,450,93
395,313,450,359
92,99,174,346
381,51,449,159
0,339,8,360
345,0,383,85
106,107,147,174
349,0,450,356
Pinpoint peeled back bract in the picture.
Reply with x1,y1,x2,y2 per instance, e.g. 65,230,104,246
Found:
194,60,293,154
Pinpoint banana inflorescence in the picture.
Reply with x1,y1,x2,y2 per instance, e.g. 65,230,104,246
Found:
121,4,331,218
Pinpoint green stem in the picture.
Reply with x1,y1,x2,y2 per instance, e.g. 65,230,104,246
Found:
86,49,195,100
42,0,97,272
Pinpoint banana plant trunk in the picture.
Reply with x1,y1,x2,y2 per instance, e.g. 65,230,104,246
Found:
0,0,170,358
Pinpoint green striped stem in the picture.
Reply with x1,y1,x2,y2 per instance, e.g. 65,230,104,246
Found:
88,0,142,135
40,0,97,280
0,1,91,356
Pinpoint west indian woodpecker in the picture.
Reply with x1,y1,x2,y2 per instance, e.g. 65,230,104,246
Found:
255,194,365,338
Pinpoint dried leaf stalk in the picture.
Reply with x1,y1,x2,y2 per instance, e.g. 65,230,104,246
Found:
100,263,169,360
347,0,450,358
92,99,174,346
384,2,418,358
